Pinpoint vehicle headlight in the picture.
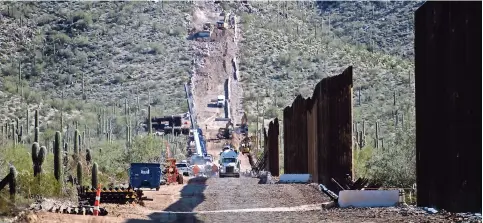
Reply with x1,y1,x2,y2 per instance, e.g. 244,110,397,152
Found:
234,168,239,172
220,168,225,173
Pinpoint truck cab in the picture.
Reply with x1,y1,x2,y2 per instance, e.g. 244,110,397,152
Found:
176,162,189,176
218,149,241,178
217,95,226,107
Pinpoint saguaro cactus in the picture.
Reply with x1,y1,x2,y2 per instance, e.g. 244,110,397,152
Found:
375,121,380,149
91,162,98,189
148,105,152,135
31,142,39,176
86,149,92,165
77,162,83,186
54,131,62,183
34,127,39,143
26,110,29,136
9,165,17,200
34,110,39,130
38,146,46,174
74,129,79,157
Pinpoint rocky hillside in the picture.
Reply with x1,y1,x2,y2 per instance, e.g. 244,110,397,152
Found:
235,1,417,184
0,1,194,121
317,1,425,59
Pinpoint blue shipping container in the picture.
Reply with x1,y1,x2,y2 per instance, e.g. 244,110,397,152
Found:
129,163,162,191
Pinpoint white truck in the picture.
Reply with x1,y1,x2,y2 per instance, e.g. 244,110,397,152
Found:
218,148,241,178
217,95,226,108
176,162,189,176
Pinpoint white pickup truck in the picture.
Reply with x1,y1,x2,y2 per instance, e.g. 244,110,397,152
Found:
176,162,189,176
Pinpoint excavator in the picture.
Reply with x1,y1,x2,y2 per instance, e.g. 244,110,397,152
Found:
217,120,234,139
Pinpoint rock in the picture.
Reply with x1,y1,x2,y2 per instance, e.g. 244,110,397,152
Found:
258,171,274,184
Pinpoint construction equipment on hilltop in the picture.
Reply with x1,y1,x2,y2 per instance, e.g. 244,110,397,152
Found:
163,158,184,185
216,11,231,30
144,114,191,135
217,120,234,139
240,112,248,135
188,22,215,42
216,95,226,107
239,135,252,155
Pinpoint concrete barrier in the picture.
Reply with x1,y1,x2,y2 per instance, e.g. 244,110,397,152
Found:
338,190,399,208
278,174,312,184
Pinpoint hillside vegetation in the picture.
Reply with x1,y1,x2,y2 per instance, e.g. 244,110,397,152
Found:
0,1,194,121
235,1,416,187
0,1,192,215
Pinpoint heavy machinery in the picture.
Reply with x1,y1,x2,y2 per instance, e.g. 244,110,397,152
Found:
216,95,226,107
188,22,215,41
216,11,231,30
240,112,248,135
217,121,234,139
239,136,252,155
162,158,184,185
143,114,191,135
218,147,241,178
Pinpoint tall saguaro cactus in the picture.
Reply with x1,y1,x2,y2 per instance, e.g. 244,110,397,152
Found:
31,142,39,176
34,109,39,130
31,143,46,177
77,162,83,186
148,105,152,135
54,131,62,183
34,127,39,143
92,162,98,189
375,121,380,149
86,149,92,165
74,129,79,158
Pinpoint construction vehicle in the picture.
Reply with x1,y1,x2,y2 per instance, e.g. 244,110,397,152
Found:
218,148,241,178
240,112,248,134
216,11,231,30
162,158,184,185
144,114,191,135
217,121,234,139
188,22,215,41
129,163,162,191
239,136,252,155
217,95,226,107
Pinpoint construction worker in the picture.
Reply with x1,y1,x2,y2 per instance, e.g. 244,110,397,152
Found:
193,165,200,177
212,164,218,176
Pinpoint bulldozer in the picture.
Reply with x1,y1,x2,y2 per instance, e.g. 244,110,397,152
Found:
217,120,234,139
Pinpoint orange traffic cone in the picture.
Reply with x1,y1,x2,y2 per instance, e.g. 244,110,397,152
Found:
93,184,101,216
